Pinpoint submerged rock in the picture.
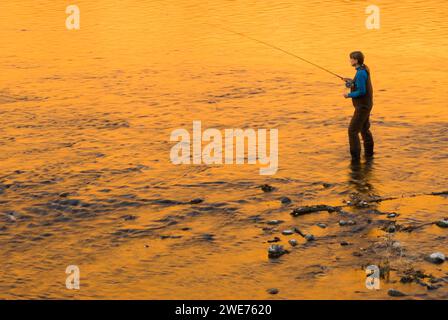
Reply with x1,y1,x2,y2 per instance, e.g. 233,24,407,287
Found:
388,289,406,297
267,288,279,295
316,223,327,228
260,184,275,192
426,252,445,264
288,239,298,247
268,245,288,259
282,229,294,236
304,234,315,242
279,197,292,204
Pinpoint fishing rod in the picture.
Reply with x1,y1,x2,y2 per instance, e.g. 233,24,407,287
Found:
207,23,349,85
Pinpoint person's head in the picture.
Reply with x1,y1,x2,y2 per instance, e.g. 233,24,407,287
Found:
349,51,365,67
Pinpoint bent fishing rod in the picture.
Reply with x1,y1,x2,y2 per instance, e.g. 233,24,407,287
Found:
207,23,351,86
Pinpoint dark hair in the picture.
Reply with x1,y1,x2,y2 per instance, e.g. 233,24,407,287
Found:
350,51,364,64
350,51,370,73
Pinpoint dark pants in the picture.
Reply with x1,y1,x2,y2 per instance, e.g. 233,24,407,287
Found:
348,105,374,160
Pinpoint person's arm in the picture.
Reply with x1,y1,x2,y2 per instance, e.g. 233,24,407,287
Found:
347,70,367,98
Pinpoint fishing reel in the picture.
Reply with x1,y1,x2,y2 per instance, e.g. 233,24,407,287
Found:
344,78,354,88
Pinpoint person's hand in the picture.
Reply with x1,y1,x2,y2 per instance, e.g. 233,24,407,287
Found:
343,93,350,98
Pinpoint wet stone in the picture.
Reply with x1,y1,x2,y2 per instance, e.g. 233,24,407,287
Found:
267,220,283,225
316,223,327,228
268,245,288,259
388,289,406,297
288,239,298,247
426,252,445,264
304,234,315,242
280,197,292,204
387,213,399,218
267,288,279,295
340,241,350,246
435,219,448,228
282,229,294,236
260,184,275,192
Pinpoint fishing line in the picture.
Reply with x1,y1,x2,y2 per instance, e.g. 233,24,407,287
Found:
207,22,346,82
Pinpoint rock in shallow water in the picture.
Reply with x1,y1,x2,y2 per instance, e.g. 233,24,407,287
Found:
288,239,298,247
267,220,283,225
282,229,294,236
388,289,406,297
436,219,448,228
268,245,288,259
267,288,279,294
279,197,291,204
260,184,275,192
427,252,445,264
304,234,315,241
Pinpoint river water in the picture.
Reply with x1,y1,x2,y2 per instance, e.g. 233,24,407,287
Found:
0,0,447,299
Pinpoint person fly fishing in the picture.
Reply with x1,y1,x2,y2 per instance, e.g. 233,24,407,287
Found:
208,24,375,162
343,51,374,162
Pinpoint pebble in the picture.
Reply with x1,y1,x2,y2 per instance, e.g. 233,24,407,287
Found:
267,220,283,225
304,234,315,241
288,239,298,247
268,245,288,259
282,229,294,236
267,288,279,295
427,252,445,264
388,289,406,297
436,219,448,228
387,213,399,218
340,241,350,246
280,197,292,204
261,184,275,192
339,220,356,226
316,223,327,228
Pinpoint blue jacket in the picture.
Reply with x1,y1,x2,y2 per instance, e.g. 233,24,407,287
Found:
348,66,368,98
